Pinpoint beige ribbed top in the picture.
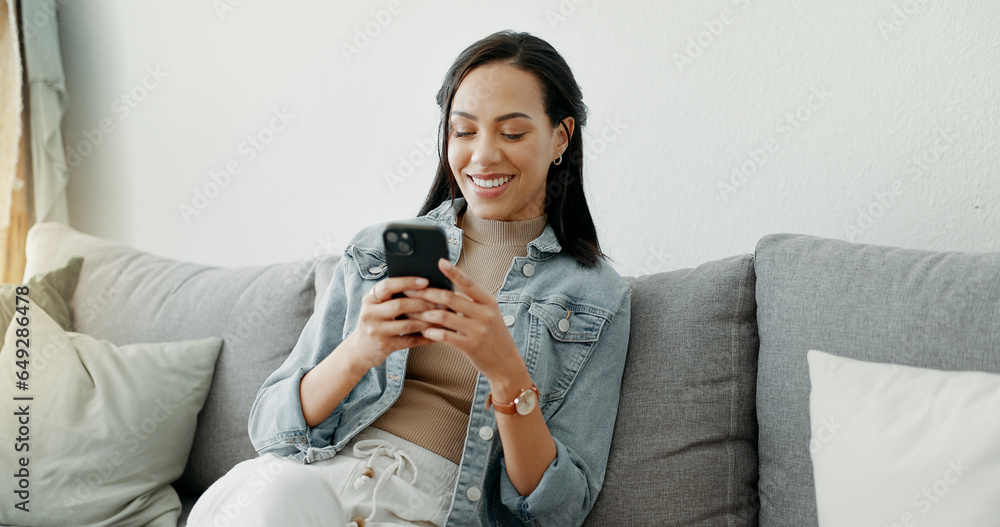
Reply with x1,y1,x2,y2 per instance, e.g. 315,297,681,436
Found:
371,206,547,463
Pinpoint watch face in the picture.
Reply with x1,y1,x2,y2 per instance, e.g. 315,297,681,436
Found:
515,389,538,415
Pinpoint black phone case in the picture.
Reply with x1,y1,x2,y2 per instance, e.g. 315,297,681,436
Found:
383,223,453,291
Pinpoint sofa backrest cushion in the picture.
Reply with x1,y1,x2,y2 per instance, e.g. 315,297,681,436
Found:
754,233,1000,527
23,223,339,495
585,254,759,526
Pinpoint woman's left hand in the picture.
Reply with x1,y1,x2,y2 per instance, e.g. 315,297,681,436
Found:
402,258,526,384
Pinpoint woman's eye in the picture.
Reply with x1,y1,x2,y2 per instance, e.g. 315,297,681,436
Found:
453,131,474,138
502,133,526,140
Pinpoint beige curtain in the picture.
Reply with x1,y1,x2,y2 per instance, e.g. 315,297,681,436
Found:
0,0,31,284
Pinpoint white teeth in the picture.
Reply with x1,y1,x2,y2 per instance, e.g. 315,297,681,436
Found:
471,175,512,189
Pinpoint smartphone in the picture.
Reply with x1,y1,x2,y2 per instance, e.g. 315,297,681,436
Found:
383,223,453,293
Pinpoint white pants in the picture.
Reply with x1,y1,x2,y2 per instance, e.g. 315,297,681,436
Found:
187,427,460,527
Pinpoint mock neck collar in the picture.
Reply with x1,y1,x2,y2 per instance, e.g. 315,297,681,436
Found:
458,206,547,247
425,197,562,256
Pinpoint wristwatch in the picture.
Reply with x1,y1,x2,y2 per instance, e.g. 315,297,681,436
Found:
486,384,539,416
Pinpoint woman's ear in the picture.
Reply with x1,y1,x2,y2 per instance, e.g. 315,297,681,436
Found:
557,117,575,151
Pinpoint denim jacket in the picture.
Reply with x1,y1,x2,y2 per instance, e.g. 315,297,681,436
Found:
248,198,631,527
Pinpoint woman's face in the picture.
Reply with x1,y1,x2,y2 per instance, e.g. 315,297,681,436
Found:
448,63,573,222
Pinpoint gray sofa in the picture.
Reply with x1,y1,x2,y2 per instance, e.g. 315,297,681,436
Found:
22,223,1000,526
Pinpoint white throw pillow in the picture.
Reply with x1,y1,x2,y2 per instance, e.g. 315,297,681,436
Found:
0,304,222,526
808,349,1000,527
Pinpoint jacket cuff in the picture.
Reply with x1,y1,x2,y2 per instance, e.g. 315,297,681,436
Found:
499,437,591,524
250,367,342,457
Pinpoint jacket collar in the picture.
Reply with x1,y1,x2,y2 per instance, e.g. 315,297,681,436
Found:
426,197,563,258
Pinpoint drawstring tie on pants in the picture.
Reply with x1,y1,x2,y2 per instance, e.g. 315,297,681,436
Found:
346,438,419,527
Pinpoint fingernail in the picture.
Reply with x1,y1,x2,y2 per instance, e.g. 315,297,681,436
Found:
439,259,452,269
415,277,429,287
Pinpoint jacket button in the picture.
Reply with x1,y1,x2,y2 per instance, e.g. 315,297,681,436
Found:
466,486,482,502
558,318,570,332
479,426,494,441
522,263,535,277
368,266,382,274
503,315,515,326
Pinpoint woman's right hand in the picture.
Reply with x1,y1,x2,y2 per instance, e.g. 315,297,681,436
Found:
300,275,439,427
342,276,440,371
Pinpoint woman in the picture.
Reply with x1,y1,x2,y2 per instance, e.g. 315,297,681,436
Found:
189,30,630,527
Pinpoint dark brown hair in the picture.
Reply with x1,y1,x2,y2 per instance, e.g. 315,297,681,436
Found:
418,30,603,268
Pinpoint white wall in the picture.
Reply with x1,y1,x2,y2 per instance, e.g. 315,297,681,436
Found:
56,0,1000,275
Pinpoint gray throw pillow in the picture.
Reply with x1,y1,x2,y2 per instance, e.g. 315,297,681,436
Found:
23,223,339,494
754,233,1000,527
585,254,759,526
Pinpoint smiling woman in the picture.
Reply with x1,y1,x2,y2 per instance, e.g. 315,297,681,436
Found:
445,64,571,222
188,30,631,527
422,30,601,268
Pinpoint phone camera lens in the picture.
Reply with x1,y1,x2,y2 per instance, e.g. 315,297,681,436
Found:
386,231,399,243
398,241,411,253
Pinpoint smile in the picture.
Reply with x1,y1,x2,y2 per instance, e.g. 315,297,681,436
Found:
470,175,512,189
